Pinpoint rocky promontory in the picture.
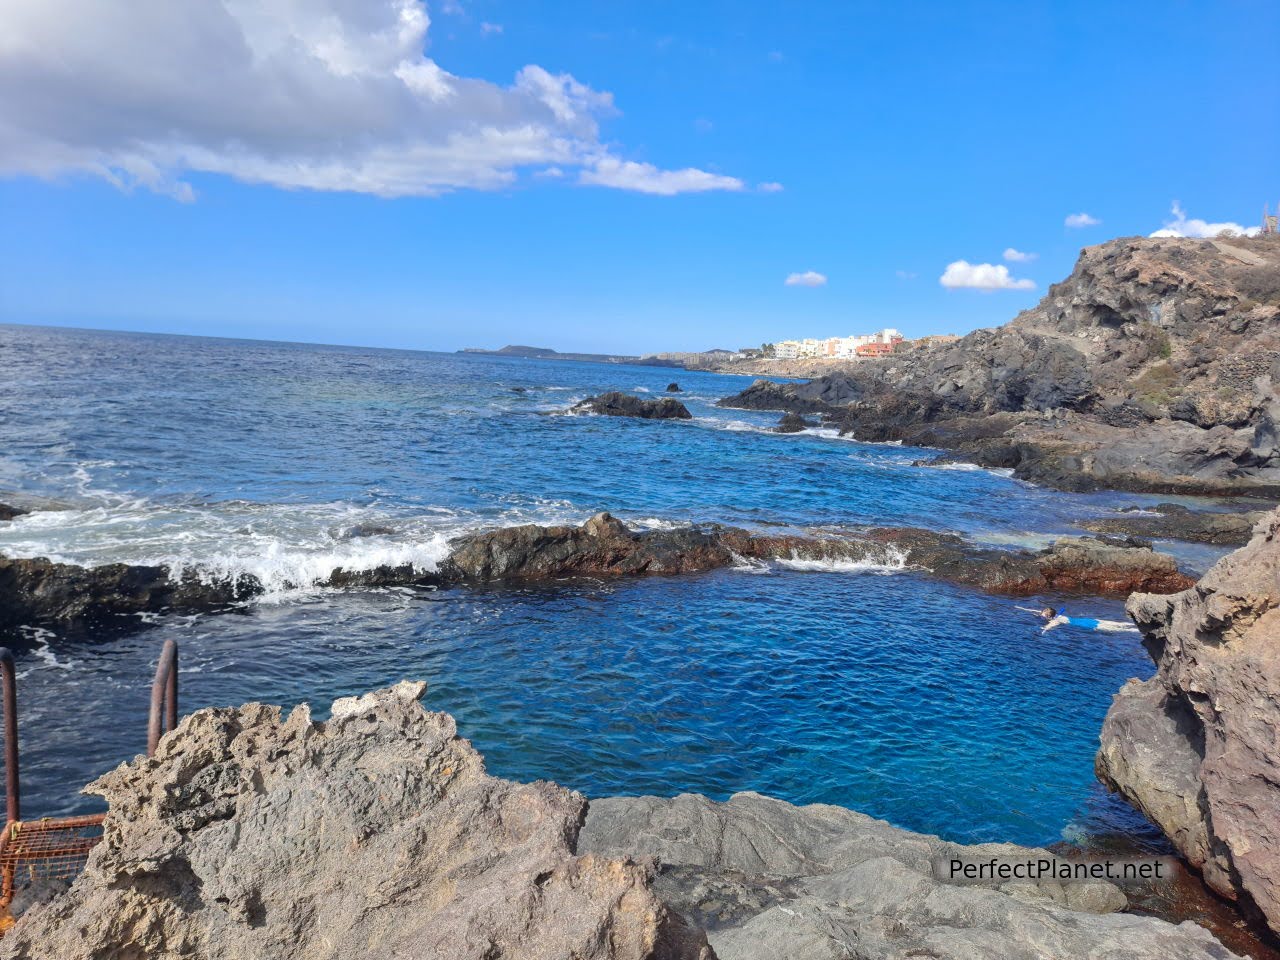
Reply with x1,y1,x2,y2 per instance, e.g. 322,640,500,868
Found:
4,683,1242,959
1097,507,1280,936
573,391,692,420
0,503,27,522
720,236,1280,496
0,514,1195,630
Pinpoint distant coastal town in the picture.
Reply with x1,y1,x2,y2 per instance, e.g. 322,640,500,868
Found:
463,327,963,375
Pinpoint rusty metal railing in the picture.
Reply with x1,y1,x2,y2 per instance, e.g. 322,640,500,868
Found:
147,639,178,757
0,641,180,920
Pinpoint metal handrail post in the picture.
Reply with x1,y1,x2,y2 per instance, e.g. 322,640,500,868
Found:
0,649,18,825
147,640,179,757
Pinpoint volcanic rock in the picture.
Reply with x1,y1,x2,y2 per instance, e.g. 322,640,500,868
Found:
1097,507,1280,935
3,682,713,960
0,503,27,522
580,792,1239,960
1081,503,1268,546
720,236,1280,496
573,392,692,420
666,383,681,392
0,555,260,630
773,412,812,433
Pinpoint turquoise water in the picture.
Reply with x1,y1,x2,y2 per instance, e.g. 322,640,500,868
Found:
0,324,1217,846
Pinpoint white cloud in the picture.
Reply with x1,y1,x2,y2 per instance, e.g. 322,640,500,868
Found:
1149,202,1260,239
1003,247,1037,262
895,269,918,280
757,181,785,193
1065,212,1101,228
785,271,827,287
579,157,744,196
939,261,1035,291
0,0,743,199
480,21,502,35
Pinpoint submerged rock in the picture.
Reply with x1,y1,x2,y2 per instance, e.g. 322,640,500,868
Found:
581,792,1238,960
773,412,812,433
1097,507,1280,935
573,392,692,420
1081,502,1268,546
0,503,27,522
4,683,712,960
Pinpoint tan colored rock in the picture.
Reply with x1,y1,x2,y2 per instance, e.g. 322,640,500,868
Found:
1098,507,1280,934
2,682,712,960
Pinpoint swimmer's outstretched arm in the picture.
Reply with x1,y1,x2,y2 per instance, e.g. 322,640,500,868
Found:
1041,615,1068,634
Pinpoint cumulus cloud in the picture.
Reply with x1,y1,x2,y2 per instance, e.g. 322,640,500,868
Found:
785,271,827,287
757,181,785,193
1003,248,1037,262
0,0,744,199
939,261,1035,291
1065,212,1101,228
1150,202,1260,239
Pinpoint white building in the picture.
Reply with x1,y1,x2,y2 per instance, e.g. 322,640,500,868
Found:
772,329,903,360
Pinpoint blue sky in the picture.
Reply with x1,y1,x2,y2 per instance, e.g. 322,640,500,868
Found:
1,0,1277,355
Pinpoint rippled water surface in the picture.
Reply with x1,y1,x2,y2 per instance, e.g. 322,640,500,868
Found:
0,324,1226,846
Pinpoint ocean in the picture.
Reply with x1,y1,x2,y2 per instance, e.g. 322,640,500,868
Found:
0,324,1228,846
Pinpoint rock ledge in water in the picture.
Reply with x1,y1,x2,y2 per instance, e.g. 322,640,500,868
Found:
4,682,712,960
573,391,693,419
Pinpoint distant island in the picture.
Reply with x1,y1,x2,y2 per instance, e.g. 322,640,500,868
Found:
460,344,681,367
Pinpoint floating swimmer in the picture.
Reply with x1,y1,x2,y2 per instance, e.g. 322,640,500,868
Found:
1017,606,1140,634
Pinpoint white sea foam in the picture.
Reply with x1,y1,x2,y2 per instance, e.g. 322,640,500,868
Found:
926,461,1016,478
633,386,651,393
728,551,773,574
773,544,909,575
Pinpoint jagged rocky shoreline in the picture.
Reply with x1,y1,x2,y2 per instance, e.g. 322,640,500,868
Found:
1,681,1243,960
0,512,1194,629
1097,508,1280,937
719,235,1280,497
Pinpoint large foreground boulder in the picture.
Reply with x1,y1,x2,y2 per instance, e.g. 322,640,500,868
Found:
580,792,1238,960
3,683,711,960
573,392,692,420
1097,508,1280,935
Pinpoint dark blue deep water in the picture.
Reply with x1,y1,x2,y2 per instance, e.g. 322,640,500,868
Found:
0,324,1230,846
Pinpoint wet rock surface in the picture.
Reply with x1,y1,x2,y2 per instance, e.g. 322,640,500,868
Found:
580,792,1240,960
0,503,27,522
1097,507,1280,936
2,683,713,960
1081,502,1268,545
773,411,812,433
0,555,259,630
719,236,1280,496
666,382,682,392
573,391,693,420
0,515,1194,628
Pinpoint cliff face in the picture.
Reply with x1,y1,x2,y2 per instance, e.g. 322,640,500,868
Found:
721,235,1280,495
1097,507,1280,934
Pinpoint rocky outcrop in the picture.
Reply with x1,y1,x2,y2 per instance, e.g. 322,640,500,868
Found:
0,515,1194,629
773,412,812,433
0,555,259,629
720,236,1280,496
0,503,27,522
574,392,692,420
666,383,681,392
580,792,1239,960
1081,503,1268,546
1097,508,1280,935
3,683,712,960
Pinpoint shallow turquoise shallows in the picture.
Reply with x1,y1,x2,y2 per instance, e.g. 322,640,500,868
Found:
1,324,1229,847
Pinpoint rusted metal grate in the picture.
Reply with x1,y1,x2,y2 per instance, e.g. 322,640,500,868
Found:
0,814,105,907
0,639,177,932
